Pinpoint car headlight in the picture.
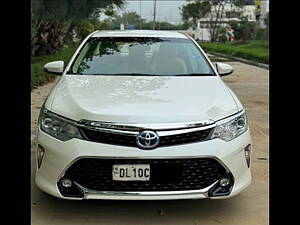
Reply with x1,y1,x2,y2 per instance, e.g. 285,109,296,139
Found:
210,111,248,142
39,108,82,141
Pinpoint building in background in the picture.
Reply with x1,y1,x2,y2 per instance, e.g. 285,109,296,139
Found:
186,0,256,41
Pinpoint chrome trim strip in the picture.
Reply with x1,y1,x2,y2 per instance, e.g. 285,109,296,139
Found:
77,119,215,131
76,110,245,132
76,125,139,136
43,108,245,146
157,124,215,137
77,123,216,137
215,110,245,125
73,180,218,199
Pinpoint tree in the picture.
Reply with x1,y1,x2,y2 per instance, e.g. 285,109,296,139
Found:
74,11,115,41
208,0,227,42
180,0,245,42
31,0,125,56
110,11,146,29
180,0,211,31
208,0,245,42
229,16,256,40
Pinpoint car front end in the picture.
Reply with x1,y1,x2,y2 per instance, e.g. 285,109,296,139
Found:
36,107,251,200
35,30,252,200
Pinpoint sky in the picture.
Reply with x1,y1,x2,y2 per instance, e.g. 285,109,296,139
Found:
116,0,188,24
103,1,268,25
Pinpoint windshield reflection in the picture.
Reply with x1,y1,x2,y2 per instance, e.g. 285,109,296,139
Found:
70,37,214,76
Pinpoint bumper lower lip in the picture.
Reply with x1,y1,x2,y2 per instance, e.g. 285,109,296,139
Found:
73,181,219,199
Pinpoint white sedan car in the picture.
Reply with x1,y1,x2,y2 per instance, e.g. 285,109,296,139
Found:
35,30,252,200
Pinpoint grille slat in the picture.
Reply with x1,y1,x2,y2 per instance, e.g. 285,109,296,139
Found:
78,127,212,148
64,158,228,192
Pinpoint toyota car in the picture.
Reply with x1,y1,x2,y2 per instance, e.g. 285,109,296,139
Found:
35,30,252,200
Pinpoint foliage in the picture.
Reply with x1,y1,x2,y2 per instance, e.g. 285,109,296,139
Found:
208,0,246,42
112,11,145,29
106,11,186,31
209,1,267,42
229,17,256,40
107,11,145,29
76,20,95,41
228,14,268,41
74,11,112,41
216,26,228,43
180,0,211,30
31,0,125,56
199,40,269,64
180,0,245,42
255,27,269,40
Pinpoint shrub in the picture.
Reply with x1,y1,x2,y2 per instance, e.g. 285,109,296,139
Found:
75,19,95,41
199,41,269,64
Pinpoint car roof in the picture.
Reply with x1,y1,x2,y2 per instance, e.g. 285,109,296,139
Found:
91,30,188,39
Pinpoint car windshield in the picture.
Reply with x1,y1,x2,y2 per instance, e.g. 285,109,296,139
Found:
68,37,215,76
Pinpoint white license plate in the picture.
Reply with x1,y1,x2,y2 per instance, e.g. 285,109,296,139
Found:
112,164,150,181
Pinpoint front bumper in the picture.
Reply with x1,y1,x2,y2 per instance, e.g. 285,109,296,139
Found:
35,128,252,200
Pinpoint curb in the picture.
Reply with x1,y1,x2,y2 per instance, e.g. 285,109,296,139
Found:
207,51,269,70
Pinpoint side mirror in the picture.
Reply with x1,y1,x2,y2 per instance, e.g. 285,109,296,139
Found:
43,61,64,75
215,63,234,76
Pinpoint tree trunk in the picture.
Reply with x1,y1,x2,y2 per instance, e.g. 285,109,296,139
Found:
209,3,225,42
32,19,71,56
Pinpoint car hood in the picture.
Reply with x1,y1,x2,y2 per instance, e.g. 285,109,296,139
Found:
49,75,238,124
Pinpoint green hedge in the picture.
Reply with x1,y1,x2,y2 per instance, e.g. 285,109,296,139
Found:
199,41,269,64
31,46,78,89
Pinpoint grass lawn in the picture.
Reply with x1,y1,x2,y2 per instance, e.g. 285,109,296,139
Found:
199,40,269,64
31,46,78,90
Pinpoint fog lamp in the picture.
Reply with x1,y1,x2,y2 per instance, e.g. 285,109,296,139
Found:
245,144,251,168
60,178,72,188
220,178,230,187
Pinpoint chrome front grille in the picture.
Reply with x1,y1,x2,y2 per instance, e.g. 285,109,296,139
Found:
79,128,137,147
159,129,212,147
77,120,215,148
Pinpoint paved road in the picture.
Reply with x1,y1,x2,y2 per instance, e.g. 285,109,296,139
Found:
31,60,269,225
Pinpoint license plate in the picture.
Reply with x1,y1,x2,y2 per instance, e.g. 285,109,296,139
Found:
112,164,150,181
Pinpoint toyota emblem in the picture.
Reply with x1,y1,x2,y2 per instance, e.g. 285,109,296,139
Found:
136,130,160,149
